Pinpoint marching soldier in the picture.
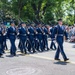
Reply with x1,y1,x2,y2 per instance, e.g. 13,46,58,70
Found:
42,25,50,51
0,26,4,57
50,25,56,50
7,21,17,56
2,25,8,51
18,22,28,54
28,24,36,53
36,23,44,52
34,25,39,51
18,24,22,51
52,19,69,61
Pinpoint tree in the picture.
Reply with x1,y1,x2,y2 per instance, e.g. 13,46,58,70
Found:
0,0,75,25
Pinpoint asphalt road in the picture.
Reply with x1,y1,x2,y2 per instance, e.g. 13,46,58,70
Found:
0,39,75,75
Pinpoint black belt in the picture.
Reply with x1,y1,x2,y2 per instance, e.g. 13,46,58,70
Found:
38,33,42,34
57,34,63,36
10,33,15,35
0,34,2,36
30,34,34,35
20,34,27,36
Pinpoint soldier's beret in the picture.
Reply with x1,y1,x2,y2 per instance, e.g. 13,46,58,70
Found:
58,19,62,21
10,21,15,24
20,22,26,25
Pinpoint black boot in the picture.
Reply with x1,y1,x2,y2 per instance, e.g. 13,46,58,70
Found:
64,58,69,62
0,53,3,57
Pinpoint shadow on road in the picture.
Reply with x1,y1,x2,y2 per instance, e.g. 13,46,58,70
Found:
72,45,75,48
0,57,4,58
54,61,69,65
6,55,19,58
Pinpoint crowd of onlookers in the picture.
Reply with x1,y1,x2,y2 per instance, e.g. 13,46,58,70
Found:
65,25,75,42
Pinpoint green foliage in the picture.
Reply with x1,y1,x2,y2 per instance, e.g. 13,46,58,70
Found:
0,0,75,25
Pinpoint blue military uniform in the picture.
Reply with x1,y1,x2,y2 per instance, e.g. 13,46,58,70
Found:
42,26,49,50
52,25,69,61
17,24,22,51
50,27,56,50
36,27,43,52
34,27,39,51
7,26,17,56
0,27,3,57
28,26,36,53
18,26,27,54
3,27,8,51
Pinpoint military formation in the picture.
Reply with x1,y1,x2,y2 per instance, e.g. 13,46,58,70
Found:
0,19,69,62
